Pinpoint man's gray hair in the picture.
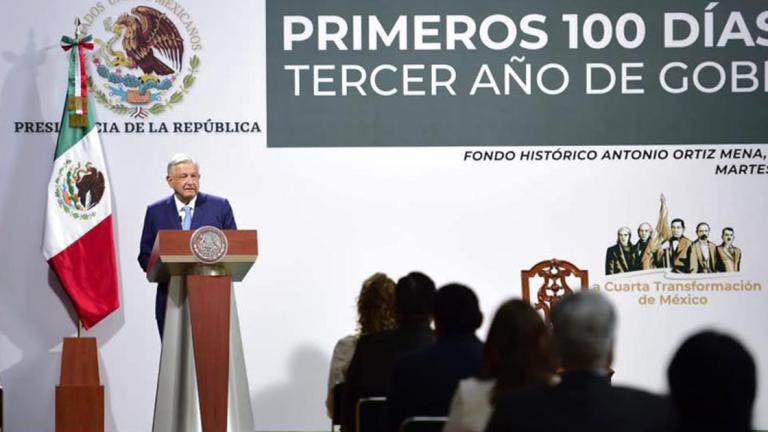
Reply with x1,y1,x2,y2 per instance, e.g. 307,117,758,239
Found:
551,291,616,370
166,153,198,175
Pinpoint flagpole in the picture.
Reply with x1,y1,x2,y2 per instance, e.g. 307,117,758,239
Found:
50,20,112,429
74,16,84,341
46,16,118,333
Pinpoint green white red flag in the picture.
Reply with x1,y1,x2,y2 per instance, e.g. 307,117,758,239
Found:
42,34,119,329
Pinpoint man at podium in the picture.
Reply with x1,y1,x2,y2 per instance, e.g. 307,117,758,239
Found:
138,153,237,337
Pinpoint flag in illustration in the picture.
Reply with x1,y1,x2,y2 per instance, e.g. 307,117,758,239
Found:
42,32,119,329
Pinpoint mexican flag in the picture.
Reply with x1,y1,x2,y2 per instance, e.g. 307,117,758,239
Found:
42,34,119,329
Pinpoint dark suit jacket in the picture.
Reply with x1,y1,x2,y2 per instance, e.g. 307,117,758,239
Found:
630,240,654,271
605,244,631,275
714,244,741,273
386,334,483,432
343,322,435,432
656,237,691,273
137,192,237,335
486,371,676,432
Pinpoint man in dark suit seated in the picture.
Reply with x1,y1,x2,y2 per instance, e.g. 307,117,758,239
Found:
343,272,436,432
386,284,483,432
137,154,237,337
486,291,676,432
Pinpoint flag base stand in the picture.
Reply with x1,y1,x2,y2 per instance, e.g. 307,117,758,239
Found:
55,337,104,432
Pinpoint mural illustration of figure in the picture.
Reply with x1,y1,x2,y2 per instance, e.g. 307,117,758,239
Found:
606,227,632,275
657,218,691,273
715,227,742,273
689,222,717,273
631,222,655,271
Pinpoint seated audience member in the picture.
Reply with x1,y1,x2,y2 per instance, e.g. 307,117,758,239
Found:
486,291,676,432
668,330,756,432
326,273,397,419
386,284,484,432
343,272,436,432
443,299,553,432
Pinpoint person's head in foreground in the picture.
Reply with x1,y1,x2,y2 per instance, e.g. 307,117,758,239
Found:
395,271,436,326
551,290,615,373
357,272,396,334
480,299,553,402
433,283,483,339
668,330,756,432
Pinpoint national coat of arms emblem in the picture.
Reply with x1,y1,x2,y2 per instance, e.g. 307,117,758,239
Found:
190,226,229,264
54,160,106,220
88,5,201,118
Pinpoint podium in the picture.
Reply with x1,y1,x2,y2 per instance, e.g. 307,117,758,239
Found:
147,229,257,432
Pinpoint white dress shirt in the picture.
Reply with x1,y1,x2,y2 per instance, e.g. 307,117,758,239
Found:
325,334,359,418
443,378,496,432
174,194,197,225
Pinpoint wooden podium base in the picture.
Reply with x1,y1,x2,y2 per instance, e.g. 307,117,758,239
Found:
55,337,104,432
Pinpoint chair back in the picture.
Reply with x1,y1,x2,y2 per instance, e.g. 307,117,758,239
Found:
521,258,589,323
331,382,345,431
356,397,386,432
399,416,447,432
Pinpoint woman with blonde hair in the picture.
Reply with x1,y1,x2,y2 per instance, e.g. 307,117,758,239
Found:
325,273,397,418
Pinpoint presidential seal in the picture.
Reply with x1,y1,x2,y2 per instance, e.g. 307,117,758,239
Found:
190,226,228,264
54,160,106,220
85,3,202,118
